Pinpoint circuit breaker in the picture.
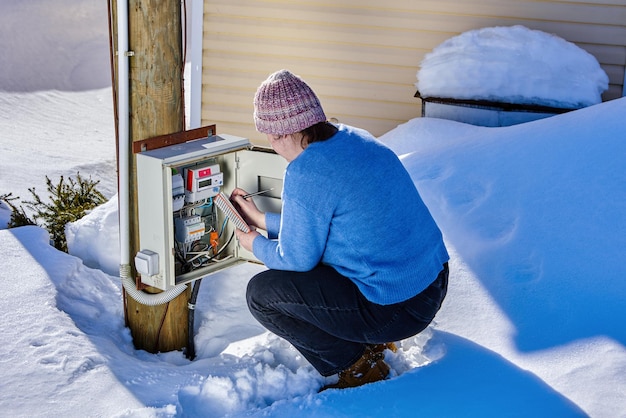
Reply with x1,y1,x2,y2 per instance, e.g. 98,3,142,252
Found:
135,133,286,290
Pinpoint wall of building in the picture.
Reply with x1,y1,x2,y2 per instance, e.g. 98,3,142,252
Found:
200,0,626,143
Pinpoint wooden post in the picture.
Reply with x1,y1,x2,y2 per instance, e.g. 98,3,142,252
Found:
114,0,190,353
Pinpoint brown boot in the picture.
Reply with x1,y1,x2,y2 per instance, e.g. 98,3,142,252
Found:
370,342,398,354
321,347,390,390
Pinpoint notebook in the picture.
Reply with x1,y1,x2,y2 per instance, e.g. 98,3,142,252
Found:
214,192,251,233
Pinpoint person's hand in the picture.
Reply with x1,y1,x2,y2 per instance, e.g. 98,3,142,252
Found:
230,188,266,230
235,227,260,252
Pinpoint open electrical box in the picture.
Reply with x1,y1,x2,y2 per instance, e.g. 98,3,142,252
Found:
134,130,286,291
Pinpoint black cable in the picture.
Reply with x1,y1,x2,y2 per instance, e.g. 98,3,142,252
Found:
185,230,235,360
186,278,202,360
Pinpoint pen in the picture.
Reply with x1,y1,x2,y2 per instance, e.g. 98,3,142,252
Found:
242,188,274,199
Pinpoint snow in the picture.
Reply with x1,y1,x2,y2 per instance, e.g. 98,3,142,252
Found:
416,25,609,109
1,2,625,417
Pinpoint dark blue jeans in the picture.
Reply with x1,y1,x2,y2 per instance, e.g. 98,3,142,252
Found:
246,263,448,376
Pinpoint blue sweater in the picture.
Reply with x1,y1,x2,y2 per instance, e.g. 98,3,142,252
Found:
252,124,449,305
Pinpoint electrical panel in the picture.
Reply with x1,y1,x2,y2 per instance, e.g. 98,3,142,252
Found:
135,133,286,290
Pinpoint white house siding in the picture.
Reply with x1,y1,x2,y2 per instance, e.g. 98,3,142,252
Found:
200,0,626,142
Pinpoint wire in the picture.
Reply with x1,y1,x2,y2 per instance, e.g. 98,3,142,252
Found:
215,231,235,258
182,230,235,268
219,217,228,238
153,302,170,353
186,278,201,360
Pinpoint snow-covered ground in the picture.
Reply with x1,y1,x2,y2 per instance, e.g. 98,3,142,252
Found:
1,2,625,417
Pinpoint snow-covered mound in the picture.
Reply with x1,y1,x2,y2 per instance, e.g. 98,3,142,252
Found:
416,25,609,108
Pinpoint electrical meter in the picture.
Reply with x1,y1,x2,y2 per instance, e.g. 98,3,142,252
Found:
135,133,286,290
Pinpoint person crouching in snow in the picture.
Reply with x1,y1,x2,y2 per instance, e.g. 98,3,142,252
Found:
230,69,449,390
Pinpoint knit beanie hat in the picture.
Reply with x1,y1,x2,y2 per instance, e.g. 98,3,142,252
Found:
254,69,327,135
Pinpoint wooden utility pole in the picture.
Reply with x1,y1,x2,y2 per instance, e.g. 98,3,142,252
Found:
112,0,190,353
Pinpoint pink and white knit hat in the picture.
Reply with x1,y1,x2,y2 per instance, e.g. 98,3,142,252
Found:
254,69,327,135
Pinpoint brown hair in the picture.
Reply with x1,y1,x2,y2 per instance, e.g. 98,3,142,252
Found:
300,121,338,148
